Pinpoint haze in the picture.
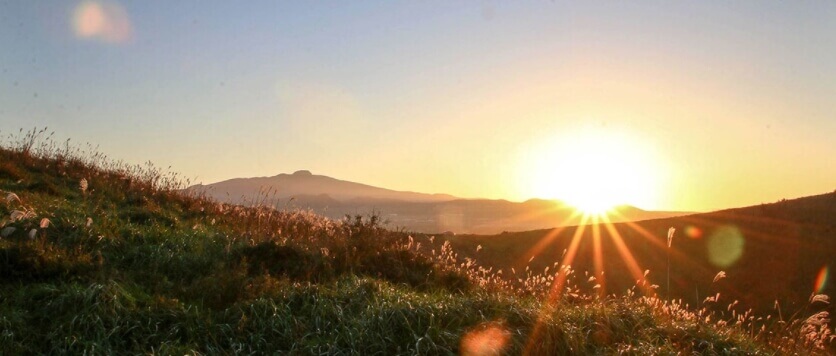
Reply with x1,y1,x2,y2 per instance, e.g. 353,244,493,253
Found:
2,1,835,212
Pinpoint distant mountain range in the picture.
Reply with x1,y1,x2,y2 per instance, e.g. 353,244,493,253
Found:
187,170,691,234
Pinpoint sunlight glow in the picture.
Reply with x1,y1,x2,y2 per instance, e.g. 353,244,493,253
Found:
600,213,654,296
523,217,589,355
591,215,605,295
518,210,582,266
519,128,663,214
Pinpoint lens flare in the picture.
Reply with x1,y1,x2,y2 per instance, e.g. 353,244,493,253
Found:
685,225,702,239
72,1,132,43
706,225,745,268
814,266,829,294
460,322,510,356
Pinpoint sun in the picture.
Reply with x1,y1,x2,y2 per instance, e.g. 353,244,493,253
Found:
519,128,663,215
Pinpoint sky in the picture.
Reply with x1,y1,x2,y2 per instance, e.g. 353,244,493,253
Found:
1,1,834,212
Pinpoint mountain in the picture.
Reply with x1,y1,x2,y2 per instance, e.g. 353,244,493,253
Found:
443,192,836,315
188,170,455,203
187,171,691,234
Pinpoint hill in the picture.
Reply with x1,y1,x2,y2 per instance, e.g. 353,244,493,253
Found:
189,172,690,234
0,133,831,354
443,193,836,316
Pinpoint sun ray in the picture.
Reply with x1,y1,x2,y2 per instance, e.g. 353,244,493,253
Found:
553,215,590,292
508,201,580,226
591,214,605,296
606,210,729,302
517,209,583,266
600,213,654,296
523,215,589,355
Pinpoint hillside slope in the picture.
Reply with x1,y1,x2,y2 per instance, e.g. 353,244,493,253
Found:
0,136,830,354
446,193,836,315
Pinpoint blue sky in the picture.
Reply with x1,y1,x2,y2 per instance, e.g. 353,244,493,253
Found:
1,1,835,211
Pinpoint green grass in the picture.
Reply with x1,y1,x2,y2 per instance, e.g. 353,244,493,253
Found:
0,129,832,354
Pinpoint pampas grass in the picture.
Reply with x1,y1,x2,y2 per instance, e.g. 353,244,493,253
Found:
0,129,831,354
667,227,675,299
5,192,20,204
810,294,830,305
9,210,25,222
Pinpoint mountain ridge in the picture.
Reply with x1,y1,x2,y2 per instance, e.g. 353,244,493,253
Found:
188,170,693,234
189,170,457,203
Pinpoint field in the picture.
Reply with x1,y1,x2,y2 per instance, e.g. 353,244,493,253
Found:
0,131,832,354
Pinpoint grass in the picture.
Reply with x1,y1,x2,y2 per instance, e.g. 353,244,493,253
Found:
0,128,832,354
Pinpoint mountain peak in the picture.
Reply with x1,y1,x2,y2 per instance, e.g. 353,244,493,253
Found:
193,170,457,205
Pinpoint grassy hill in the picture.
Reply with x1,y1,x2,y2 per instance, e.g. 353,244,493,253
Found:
0,130,832,354
444,193,836,317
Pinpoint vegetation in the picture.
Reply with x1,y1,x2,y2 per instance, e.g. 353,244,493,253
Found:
445,193,836,317
0,129,832,354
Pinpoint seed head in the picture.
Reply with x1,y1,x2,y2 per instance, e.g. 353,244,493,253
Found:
667,227,676,247
810,294,830,305
10,210,25,222
5,192,20,205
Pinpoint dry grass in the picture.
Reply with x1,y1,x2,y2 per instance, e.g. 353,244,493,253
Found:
0,128,832,354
